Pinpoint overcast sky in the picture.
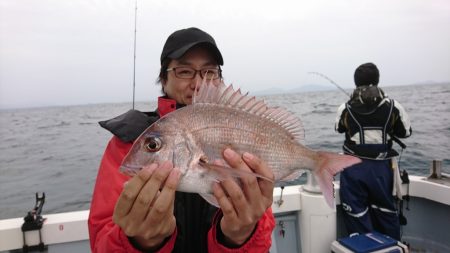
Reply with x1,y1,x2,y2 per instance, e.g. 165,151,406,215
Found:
1,0,449,109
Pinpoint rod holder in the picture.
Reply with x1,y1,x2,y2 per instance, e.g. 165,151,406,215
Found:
302,171,322,194
429,160,442,179
21,192,47,252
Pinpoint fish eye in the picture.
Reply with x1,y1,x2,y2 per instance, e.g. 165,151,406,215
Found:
144,137,162,152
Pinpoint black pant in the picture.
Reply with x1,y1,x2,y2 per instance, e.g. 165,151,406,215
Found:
339,159,400,240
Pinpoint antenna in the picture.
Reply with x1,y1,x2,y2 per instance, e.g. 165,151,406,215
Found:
132,0,138,109
308,72,350,97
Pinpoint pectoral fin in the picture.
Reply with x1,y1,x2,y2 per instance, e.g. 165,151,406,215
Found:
199,193,219,207
199,161,274,183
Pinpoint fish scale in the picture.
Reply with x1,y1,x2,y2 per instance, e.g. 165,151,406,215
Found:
120,81,361,207
185,105,299,174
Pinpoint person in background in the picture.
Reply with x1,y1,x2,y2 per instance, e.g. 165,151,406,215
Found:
335,62,412,240
88,27,275,253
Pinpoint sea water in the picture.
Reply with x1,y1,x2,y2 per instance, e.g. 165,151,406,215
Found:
0,83,448,219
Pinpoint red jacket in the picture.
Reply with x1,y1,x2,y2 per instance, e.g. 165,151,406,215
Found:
88,97,275,252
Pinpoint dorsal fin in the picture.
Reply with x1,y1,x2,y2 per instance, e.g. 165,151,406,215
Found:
193,80,305,143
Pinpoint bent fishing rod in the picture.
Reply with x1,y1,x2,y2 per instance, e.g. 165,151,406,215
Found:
307,71,350,97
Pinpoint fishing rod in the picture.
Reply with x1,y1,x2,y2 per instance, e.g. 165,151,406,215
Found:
132,0,138,110
307,71,350,97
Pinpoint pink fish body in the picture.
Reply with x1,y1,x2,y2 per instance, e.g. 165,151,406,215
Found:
120,81,360,207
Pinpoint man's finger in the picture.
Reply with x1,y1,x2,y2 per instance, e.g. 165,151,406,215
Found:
114,163,158,218
242,152,274,198
147,167,180,221
223,148,251,172
213,182,237,221
128,161,174,219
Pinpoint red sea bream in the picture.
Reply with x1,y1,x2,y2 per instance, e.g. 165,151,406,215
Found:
120,81,360,207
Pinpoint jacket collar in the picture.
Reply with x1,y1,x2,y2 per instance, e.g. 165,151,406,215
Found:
157,96,186,117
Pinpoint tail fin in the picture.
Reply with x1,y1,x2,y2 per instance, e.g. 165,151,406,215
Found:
313,151,361,208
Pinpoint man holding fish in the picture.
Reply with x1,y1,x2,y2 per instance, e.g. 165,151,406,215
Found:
88,27,359,252
88,27,277,252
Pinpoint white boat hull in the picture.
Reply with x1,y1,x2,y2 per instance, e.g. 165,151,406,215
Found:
1,175,449,253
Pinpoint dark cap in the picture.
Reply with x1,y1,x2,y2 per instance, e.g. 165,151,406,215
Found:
354,62,379,87
160,27,223,65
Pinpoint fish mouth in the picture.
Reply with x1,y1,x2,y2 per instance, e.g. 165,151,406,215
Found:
119,164,143,176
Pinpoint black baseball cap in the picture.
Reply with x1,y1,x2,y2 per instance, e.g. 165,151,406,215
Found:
354,62,379,87
160,27,224,65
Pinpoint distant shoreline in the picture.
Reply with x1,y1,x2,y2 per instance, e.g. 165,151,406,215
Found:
1,82,449,111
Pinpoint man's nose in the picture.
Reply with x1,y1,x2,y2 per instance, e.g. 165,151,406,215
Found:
190,72,203,89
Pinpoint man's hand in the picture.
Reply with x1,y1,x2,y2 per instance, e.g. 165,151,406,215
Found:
113,161,180,250
213,148,275,245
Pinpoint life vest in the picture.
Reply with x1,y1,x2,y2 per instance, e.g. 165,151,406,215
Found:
343,98,399,160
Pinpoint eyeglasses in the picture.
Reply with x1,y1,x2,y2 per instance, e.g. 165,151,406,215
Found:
166,67,221,80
